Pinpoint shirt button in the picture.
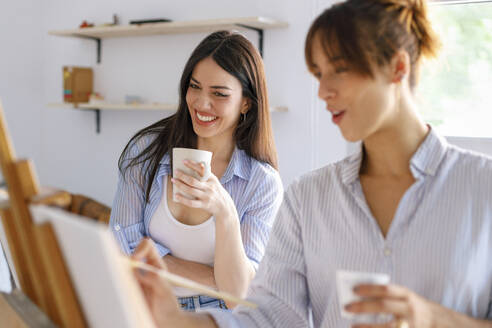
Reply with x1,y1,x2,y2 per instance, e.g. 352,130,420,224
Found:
114,224,120,231
384,247,391,256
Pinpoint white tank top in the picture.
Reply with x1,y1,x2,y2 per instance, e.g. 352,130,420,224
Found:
149,176,216,297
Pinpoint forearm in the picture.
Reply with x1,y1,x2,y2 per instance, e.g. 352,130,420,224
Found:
468,319,492,328
163,255,216,288
168,312,218,328
439,311,492,328
214,214,255,305
429,300,492,328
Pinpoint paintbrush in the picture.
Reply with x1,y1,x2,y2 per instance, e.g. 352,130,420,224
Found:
126,258,258,309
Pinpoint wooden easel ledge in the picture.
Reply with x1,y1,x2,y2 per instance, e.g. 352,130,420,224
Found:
0,187,71,210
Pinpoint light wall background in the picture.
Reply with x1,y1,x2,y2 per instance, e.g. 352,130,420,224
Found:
0,0,347,206
1,0,491,207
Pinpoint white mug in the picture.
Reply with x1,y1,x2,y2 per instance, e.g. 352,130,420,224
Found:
172,148,212,202
336,270,391,324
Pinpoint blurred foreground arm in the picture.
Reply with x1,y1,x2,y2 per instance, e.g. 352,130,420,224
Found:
132,239,217,328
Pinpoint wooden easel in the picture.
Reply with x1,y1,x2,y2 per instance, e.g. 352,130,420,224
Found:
0,99,87,327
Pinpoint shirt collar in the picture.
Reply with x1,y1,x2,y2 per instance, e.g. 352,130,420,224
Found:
408,126,448,178
220,147,250,183
158,146,250,182
160,153,171,165
341,126,448,185
341,144,364,185
159,152,171,165
157,153,172,178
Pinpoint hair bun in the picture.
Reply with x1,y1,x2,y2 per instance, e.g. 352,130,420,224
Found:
380,0,441,59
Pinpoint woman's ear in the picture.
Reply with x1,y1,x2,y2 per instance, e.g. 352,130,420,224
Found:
241,98,251,114
390,50,411,83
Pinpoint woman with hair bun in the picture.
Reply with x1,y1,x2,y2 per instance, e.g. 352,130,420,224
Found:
131,1,492,327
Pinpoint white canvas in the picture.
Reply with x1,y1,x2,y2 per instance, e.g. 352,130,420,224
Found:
0,190,18,291
30,205,155,328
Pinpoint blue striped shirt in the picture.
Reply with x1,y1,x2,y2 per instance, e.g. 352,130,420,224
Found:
109,135,283,270
209,128,492,327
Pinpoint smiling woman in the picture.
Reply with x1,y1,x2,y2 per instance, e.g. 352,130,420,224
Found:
186,57,250,140
109,30,283,312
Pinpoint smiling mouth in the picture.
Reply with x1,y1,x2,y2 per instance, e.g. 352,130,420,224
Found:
196,111,218,123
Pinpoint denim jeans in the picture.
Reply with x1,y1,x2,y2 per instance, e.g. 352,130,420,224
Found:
178,295,228,312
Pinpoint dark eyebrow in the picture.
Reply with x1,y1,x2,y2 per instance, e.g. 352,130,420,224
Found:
190,76,232,90
211,85,232,90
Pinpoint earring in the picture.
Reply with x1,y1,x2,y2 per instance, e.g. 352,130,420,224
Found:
242,112,247,122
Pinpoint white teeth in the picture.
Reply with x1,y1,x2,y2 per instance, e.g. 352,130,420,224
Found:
197,112,217,122
333,111,341,115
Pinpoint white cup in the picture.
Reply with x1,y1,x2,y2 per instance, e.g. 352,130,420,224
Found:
336,270,391,324
172,148,212,202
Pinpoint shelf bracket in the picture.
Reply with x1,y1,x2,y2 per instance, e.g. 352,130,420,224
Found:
78,36,102,63
235,24,264,57
94,109,101,133
90,38,102,64
74,107,101,133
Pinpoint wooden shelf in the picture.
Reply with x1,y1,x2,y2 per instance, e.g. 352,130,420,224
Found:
47,102,288,112
48,17,288,39
48,102,287,134
48,16,288,133
48,102,175,111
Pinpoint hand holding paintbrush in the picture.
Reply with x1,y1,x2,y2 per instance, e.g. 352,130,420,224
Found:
129,238,257,310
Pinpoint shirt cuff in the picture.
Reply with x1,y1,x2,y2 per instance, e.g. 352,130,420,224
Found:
205,308,241,328
110,225,132,255
249,258,259,272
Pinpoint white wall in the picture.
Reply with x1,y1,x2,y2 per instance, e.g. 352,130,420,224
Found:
0,0,43,165
447,137,492,157
8,0,490,208
34,0,346,205
0,0,44,293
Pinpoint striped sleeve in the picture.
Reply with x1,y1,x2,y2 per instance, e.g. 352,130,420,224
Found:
208,183,309,327
109,139,170,256
240,166,283,270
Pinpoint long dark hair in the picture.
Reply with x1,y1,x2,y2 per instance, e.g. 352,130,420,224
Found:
119,30,278,202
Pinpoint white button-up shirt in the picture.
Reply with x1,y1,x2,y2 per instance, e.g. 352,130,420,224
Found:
209,128,492,327
110,135,283,271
